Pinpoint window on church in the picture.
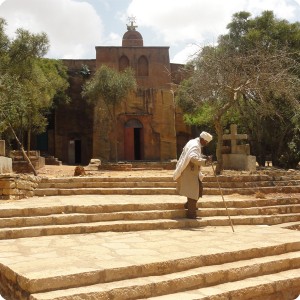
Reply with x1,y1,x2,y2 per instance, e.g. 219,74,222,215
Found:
119,55,129,72
137,56,148,76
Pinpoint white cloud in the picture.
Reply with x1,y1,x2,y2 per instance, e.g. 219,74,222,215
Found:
103,32,122,46
126,0,245,45
0,0,104,58
126,0,300,63
172,43,201,64
243,0,299,20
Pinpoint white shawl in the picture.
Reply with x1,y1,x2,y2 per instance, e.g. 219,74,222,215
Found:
173,137,205,181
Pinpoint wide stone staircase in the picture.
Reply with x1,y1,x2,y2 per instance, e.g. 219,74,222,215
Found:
0,194,300,240
34,170,300,196
0,170,300,300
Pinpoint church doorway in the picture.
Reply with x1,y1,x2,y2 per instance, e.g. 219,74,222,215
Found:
36,132,48,152
124,119,144,160
68,139,82,164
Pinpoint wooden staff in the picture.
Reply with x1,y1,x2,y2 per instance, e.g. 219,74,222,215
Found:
211,162,235,232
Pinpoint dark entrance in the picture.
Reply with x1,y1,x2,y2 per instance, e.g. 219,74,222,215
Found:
124,119,143,160
68,139,82,164
36,132,48,151
74,140,81,164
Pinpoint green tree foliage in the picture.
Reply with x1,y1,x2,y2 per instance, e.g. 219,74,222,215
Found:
176,11,300,172
223,11,300,168
82,64,137,161
0,18,69,153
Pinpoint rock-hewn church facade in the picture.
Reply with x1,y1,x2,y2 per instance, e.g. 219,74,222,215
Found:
39,21,192,165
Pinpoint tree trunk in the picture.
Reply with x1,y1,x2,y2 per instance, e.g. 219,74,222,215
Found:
27,128,31,155
113,105,118,163
214,118,223,175
114,126,118,163
10,124,37,176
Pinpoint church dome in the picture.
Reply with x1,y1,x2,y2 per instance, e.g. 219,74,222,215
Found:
122,19,143,47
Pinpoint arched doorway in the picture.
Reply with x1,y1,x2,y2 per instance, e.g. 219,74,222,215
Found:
124,119,144,160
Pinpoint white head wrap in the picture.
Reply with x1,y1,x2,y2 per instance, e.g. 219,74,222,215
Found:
200,131,213,143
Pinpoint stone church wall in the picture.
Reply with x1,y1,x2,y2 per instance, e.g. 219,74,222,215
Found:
52,59,96,165
41,29,192,164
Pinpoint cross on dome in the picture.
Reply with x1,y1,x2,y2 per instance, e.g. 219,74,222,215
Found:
127,16,138,31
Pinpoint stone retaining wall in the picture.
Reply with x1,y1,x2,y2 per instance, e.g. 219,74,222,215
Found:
0,174,39,200
12,158,45,174
0,270,28,300
99,163,132,171
10,150,45,173
98,161,176,171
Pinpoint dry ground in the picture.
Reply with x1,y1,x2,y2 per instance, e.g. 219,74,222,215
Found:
36,164,179,178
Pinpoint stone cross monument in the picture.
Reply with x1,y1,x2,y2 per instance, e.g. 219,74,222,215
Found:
223,124,249,154
222,124,256,171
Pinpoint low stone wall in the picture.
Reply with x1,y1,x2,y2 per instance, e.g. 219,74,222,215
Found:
10,150,45,173
12,157,45,174
131,161,176,170
0,174,39,200
99,163,133,171
98,161,176,171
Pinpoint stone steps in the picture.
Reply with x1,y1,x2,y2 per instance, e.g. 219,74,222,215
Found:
147,269,300,300
0,198,300,300
28,246,300,299
2,214,300,240
34,175,300,196
205,185,300,195
0,195,299,239
0,203,299,222
34,187,178,196
0,196,298,218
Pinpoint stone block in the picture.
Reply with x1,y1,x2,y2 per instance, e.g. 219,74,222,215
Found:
86,158,101,171
2,188,20,195
227,264,260,281
0,181,16,189
0,156,12,173
222,154,256,171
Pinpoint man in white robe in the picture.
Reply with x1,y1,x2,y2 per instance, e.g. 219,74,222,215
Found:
173,131,213,219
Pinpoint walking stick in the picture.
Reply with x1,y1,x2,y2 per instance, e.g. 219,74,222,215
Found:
211,162,235,232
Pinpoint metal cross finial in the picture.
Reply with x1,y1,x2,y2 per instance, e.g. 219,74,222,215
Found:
127,16,138,31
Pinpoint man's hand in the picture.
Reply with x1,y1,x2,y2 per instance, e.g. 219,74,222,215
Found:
205,155,213,166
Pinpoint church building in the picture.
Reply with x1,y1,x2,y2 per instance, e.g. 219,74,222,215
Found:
41,19,192,165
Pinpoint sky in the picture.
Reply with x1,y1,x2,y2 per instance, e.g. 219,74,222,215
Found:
0,0,300,64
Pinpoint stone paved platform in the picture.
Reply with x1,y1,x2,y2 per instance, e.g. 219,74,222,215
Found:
0,222,298,283
0,194,300,299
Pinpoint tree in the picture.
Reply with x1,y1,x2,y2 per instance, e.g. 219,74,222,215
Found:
223,11,300,167
21,58,69,152
176,11,300,173
0,18,69,174
82,65,137,162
